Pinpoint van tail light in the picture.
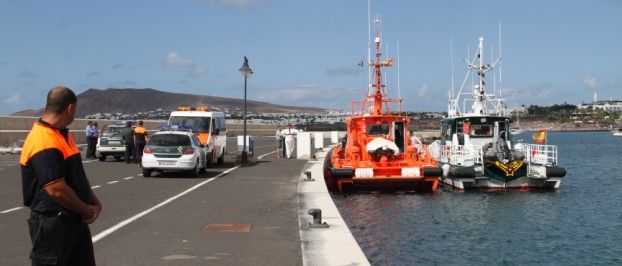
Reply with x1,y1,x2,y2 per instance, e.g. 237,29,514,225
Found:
143,147,153,154
183,147,195,155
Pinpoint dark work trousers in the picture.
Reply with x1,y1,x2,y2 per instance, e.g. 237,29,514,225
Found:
85,137,95,158
134,140,145,163
89,137,98,158
27,211,95,266
281,137,286,158
124,143,134,164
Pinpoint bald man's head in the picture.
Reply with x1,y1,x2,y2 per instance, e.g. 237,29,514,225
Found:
45,86,77,114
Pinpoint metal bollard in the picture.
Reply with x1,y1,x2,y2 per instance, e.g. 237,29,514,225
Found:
307,208,329,228
304,170,315,181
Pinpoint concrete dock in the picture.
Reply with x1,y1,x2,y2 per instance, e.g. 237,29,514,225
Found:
0,136,369,265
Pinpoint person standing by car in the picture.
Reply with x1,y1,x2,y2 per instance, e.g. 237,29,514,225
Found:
280,124,299,159
89,122,99,158
133,120,148,163
85,121,95,158
20,86,101,265
275,125,283,158
122,121,135,164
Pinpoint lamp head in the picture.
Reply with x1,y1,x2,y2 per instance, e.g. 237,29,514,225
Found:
239,56,253,78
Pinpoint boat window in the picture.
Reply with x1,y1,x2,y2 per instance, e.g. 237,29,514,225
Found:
366,123,390,135
470,125,493,137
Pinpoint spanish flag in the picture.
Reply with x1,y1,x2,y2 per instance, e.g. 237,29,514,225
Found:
532,129,547,144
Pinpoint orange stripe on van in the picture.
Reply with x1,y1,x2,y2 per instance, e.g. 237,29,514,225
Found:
196,133,210,145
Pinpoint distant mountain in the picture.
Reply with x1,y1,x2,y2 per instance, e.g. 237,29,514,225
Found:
11,88,328,117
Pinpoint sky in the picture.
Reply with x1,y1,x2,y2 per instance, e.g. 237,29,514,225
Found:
1,0,621,115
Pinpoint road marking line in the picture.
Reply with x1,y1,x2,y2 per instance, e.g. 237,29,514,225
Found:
0,168,5,171
138,173,143,176
107,181,119,184
1,206,23,214
123,176,134,180
92,164,242,243
7,163,16,166
92,185,101,189
257,151,275,160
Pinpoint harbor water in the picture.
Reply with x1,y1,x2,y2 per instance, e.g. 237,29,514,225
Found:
332,131,622,265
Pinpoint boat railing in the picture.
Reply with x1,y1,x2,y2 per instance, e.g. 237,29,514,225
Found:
524,144,558,166
439,144,483,167
351,98,402,116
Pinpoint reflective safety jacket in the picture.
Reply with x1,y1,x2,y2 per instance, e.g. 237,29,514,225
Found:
20,119,93,214
134,126,148,143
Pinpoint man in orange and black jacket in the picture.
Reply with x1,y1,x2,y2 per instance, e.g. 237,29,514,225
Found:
20,86,102,265
133,120,148,163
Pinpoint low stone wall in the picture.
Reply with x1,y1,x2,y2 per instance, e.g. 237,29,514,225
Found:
0,116,279,146
0,116,441,146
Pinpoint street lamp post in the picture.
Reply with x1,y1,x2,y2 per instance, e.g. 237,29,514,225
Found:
239,56,253,165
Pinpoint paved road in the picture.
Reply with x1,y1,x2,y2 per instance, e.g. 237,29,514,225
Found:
0,137,307,265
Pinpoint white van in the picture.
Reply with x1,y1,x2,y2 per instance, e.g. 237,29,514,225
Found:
168,107,227,166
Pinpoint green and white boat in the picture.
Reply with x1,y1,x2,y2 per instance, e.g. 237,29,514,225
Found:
430,37,566,190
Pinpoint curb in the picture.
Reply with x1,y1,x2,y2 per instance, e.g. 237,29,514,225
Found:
297,147,369,266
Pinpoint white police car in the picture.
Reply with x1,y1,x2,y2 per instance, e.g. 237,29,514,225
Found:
96,123,128,161
141,128,207,178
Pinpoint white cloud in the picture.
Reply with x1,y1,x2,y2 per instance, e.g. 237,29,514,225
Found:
197,0,265,9
582,74,603,90
251,84,360,109
164,52,194,68
3,92,22,104
326,66,362,77
86,71,100,77
189,65,207,77
164,52,208,78
417,83,430,97
112,62,125,69
19,70,38,79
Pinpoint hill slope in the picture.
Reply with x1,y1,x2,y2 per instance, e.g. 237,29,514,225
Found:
11,88,328,117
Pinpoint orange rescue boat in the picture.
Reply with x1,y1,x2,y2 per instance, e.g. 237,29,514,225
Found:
325,17,441,192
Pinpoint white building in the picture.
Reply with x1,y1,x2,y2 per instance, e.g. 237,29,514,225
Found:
578,93,622,113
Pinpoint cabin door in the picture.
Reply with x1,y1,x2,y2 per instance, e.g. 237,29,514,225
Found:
393,121,405,152
494,121,509,140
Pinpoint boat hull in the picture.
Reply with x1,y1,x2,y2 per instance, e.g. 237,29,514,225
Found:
324,149,440,192
440,164,563,190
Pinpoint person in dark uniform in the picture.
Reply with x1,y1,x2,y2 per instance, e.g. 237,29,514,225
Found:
122,121,134,164
133,120,148,164
85,121,95,158
20,86,102,266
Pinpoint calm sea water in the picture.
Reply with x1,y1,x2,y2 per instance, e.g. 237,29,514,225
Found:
332,131,622,265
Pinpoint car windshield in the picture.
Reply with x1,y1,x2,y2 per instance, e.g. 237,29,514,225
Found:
102,126,124,137
148,134,191,146
168,116,211,132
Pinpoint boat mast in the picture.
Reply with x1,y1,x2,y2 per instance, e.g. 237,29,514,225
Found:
473,37,487,115
370,16,390,115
